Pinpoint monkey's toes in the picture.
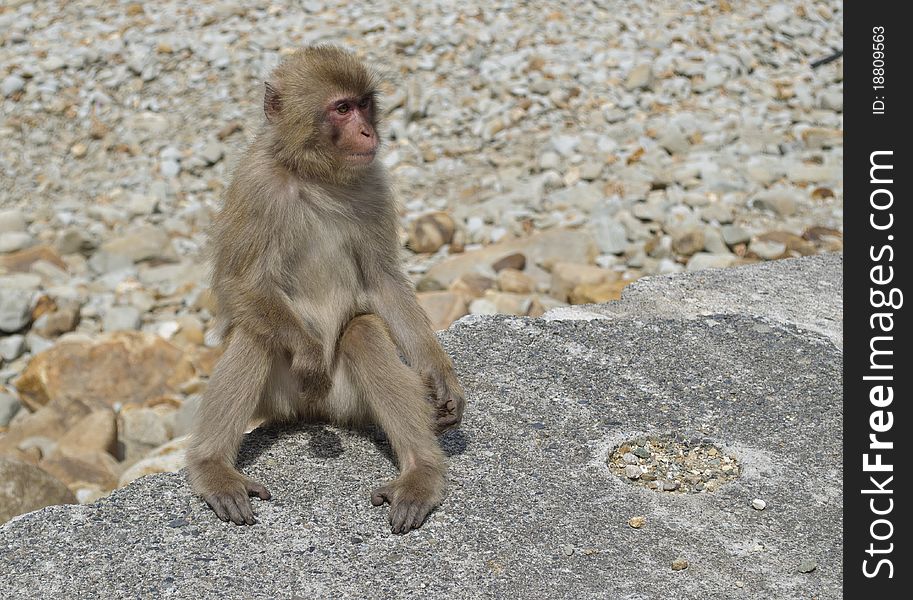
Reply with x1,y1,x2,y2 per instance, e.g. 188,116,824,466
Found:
205,491,257,525
370,485,392,507
388,498,433,534
371,484,433,533
246,480,272,501
204,480,271,525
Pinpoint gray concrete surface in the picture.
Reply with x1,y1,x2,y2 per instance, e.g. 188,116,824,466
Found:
0,254,843,599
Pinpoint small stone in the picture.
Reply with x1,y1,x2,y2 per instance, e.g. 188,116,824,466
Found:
721,225,751,247
0,232,34,254
590,218,628,255
99,225,171,264
671,229,705,257
579,161,604,181
686,253,737,271
0,210,27,233
550,262,616,302
0,289,34,333
200,140,225,165
569,280,627,304
102,306,142,332
0,457,77,524
748,239,787,260
632,447,651,459
0,334,26,361
561,544,574,557
416,291,469,331
407,212,456,254
70,143,88,158
492,253,526,272
624,465,642,479
752,189,798,217
31,307,80,338
52,228,92,257
801,128,841,149
160,160,181,177
447,274,495,299
671,558,689,571
0,392,22,427
662,480,680,491
496,268,535,294
625,63,654,90
798,560,817,573
622,452,638,464
751,498,767,510
2,75,26,97
628,516,646,529
538,151,560,171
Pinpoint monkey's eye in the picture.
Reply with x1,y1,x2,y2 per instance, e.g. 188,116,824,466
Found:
357,97,371,109
336,103,350,114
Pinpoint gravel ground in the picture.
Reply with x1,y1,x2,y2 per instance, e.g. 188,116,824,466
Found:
1,0,842,509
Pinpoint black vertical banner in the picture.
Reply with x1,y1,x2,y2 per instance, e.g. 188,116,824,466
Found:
845,2,911,596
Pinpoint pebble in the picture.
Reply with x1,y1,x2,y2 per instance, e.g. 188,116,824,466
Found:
671,558,689,571
0,232,33,253
0,210,27,233
798,559,817,573
751,498,767,511
0,289,34,333
749,239,786,260
102,306,142,332
0,334,26,361
628,516,645,529
624,465,642,480
721,225,751,247
0,392,22,426
1,74,25,96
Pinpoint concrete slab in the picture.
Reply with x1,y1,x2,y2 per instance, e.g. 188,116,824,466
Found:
0,255,843,599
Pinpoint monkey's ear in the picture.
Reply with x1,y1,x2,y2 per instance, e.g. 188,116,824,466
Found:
264,82,281,121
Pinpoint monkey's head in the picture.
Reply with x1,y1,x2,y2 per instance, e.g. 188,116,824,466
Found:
265,46,382,184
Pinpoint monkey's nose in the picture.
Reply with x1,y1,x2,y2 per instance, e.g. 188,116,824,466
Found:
360,130,372,138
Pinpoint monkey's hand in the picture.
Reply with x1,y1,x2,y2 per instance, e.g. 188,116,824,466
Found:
290,347,332,396
423,366,465,433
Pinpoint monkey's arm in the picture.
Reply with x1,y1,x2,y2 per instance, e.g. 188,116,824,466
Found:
229,274,330,390
371,270,465,431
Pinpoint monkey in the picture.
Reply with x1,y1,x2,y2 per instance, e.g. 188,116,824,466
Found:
185,46,465,534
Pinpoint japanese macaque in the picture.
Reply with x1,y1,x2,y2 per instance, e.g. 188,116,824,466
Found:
186,46,465,534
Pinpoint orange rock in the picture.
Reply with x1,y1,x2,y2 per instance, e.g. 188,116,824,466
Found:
448,273,495,299
54,409,118,457
13,332,195,413
0,244,67,273
550,262,618,302
569,280,630,304
497,268,536,294
416,291,469,330
0,457,76,524
39,449,121,491
407,212,456,253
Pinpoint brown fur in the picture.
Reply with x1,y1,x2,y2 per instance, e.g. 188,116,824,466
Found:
186,46,464,533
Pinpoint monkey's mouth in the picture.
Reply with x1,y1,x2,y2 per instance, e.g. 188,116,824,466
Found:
346,151,376,164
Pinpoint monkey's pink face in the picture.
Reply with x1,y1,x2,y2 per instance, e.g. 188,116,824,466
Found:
326,95,379,165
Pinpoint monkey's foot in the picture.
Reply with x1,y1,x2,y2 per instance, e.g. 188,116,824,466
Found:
203,478,272,526
370,475,440,534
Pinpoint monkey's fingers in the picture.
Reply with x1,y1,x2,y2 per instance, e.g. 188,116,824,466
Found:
370,485,392,507
389,499,432,534
246,480,272,501
205,491,258,526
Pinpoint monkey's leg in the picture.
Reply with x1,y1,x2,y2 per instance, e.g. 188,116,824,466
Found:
186,330,273,525
336,314,446,534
